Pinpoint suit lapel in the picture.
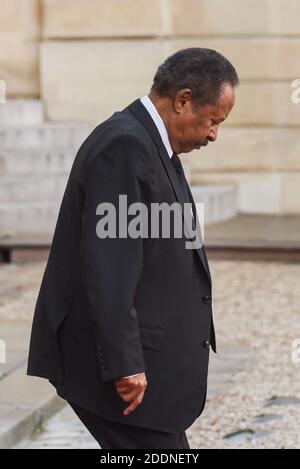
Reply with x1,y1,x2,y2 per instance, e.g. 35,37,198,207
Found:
186,183,212,285
126,99,211,286
127,99,185,209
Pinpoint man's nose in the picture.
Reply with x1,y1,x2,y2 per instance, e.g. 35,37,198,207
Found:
208,126,218,142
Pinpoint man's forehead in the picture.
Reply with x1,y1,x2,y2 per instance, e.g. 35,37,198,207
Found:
210,106,227,120
214,89,235,117
202,103,226,119
194,88,234,119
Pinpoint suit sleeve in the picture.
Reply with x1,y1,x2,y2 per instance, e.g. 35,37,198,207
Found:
81,134,152,383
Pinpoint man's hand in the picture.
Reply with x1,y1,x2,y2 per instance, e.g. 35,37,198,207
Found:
114,372,147,416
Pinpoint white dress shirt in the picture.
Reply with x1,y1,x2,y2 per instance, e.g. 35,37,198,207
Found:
140,95,173,158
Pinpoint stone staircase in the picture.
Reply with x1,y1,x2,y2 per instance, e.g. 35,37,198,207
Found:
0,101,238,251
182,164,238,225
191,184,238,225
0,100,91,239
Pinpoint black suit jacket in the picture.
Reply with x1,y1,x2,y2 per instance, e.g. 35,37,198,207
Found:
27,98,216,433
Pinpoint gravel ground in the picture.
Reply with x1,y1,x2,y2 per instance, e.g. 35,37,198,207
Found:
187,260,300,449
1,259,299,449
0,261,44,321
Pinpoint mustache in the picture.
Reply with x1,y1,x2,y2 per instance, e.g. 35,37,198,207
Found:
198,139,209,146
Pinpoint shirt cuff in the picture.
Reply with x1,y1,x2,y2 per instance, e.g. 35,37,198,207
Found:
120,373,141,379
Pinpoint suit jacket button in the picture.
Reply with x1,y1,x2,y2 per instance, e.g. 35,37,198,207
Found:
203,340,210,349
202,295,211,304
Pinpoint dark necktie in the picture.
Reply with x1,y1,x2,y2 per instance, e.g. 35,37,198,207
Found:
171,152,208,271
170,152,196,230
170,152,191,205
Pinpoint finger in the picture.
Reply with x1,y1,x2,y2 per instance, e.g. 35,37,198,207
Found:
115,383,129,391
115,380,144,393
115,382,136,394
115,380,147,399
119,388,140,402
123,391,145,416
116,384,140,398
115,379,136,388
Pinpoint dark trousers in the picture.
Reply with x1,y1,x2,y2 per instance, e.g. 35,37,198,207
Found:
68,401,190,449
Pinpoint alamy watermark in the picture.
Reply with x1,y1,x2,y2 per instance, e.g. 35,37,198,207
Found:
292,339,300,364
95,196,205,250
0,79,6,103
291,79,300,104
0,339,6,364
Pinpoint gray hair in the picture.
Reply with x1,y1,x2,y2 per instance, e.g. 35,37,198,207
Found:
151,48,239,108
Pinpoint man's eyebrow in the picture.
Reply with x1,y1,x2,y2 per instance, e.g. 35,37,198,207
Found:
212,116,226,123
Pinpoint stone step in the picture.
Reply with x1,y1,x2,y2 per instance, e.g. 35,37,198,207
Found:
0,185,238,238
0,363,65,449
0,123,90,149
0,202,60,237
0,100,45,126
191,184,238,225
0,175,68,202
0,148,78,175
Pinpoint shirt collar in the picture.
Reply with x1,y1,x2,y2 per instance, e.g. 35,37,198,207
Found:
140,95,173,158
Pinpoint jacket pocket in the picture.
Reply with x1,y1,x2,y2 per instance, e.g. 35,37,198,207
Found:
138,323,166,352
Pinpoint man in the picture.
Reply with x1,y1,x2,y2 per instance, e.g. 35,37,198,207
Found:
27,48,238,449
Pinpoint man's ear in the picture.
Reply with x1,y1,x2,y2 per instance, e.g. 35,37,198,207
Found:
174,88,193,114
